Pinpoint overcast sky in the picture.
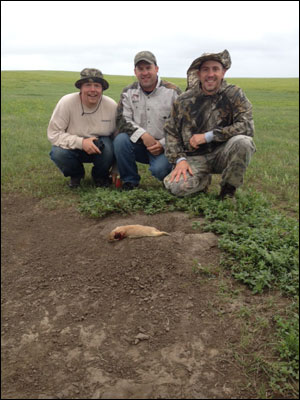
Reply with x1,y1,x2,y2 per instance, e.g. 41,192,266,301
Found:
1,1,299,78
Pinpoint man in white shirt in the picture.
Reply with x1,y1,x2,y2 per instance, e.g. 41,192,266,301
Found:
113,51,182,190
48,68,117,188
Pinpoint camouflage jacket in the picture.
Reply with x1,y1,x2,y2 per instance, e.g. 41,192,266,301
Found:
116,79,181,147
164,80,254,164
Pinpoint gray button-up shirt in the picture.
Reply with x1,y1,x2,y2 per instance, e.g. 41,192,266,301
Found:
116,78,182,147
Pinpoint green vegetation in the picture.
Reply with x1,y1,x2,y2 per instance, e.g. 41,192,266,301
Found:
1,71,299,397
1,72,298,214
228,78,299,216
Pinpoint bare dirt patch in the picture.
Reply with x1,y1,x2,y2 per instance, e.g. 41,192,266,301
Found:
1,194,285,399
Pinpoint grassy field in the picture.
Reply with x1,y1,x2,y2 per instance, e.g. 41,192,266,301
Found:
1,71,299,397
1,71,299,215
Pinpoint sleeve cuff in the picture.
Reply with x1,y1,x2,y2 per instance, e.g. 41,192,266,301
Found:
77,136,84,150
159,138,165,148
130,127,146,143
176,157,187,164
204,130,214,143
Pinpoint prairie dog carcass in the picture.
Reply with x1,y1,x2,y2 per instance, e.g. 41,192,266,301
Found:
108,225,170,241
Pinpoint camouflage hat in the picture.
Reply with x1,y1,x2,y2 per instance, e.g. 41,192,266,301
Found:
187,49,232,73
134,51,157,66
75,68,109,90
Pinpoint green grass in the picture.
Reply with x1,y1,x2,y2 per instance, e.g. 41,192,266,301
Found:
1,72,298,214
1,71,299,397
228,78,299,215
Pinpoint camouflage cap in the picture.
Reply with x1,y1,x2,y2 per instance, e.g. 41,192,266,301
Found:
187,49,232,73
75,68,109,90
134,51,157,66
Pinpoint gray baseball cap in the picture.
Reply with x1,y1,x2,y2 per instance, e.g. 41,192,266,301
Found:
134,51,157,66
75,68,109,90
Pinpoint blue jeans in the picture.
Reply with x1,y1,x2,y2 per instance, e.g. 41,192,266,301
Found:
50,136,114,179
113,133,172,185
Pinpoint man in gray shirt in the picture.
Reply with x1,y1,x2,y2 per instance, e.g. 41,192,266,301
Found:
114,51,182,190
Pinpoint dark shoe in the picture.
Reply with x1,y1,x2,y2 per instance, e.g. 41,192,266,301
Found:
218,183,236,200
122,182,139,191
94,176,112,188
69,176,82,188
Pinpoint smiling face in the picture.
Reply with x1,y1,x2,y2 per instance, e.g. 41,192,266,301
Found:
197,60,226,95
134,61,159,92
80,81,103,108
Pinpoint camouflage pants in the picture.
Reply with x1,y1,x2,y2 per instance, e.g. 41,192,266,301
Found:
164,135,256,197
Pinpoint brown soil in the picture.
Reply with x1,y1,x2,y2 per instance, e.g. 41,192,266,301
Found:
1,194,286,399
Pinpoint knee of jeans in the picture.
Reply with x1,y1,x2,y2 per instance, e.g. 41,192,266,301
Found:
50,146,66,163
102,140,114,159
113,133,130,151
151,164,172,181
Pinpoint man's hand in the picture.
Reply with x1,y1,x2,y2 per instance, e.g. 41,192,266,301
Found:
82,137,101,155
189,133,206,149
141,132,157,148
141,132,163,155
147,141,164,156
169,160,193,183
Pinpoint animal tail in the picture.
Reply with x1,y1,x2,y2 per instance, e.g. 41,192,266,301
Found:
158,231,170,236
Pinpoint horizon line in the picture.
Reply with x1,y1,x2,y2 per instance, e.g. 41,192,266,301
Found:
1,70,299,79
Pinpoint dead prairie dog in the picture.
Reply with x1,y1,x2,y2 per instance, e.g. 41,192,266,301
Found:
108,224,170,241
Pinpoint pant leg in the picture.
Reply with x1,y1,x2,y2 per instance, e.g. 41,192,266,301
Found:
148,153,172,181
164,155,211,197
91,136,114,180
212,135,256,188
50,146,85,178
50,137,114,180
113,133,148,185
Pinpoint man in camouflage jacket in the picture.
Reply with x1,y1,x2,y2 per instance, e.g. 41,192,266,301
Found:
164,49,256,199
114,51,182,190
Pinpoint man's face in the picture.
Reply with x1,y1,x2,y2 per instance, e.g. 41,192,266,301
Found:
134,61,159,91
80,81,103,107
197,60,226,95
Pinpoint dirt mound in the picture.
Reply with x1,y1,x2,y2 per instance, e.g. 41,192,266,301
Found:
2,194,267,399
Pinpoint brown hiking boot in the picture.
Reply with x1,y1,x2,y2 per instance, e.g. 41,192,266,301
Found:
218,183,236,200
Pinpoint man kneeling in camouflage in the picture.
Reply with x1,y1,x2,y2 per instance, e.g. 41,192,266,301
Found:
164,49,256,199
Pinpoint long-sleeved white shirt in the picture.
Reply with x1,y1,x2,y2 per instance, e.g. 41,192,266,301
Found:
47,93,117,150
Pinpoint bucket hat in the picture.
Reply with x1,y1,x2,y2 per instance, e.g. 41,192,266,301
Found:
186,49,231,90
187,49,231,73
75,68,109,90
